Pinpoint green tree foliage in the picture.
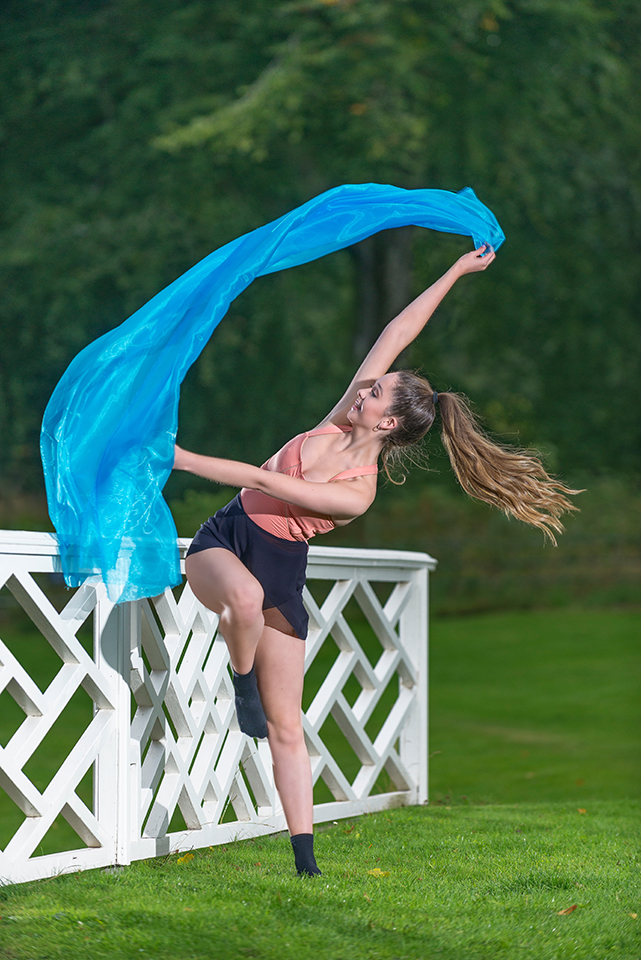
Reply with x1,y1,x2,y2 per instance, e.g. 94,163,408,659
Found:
0,0,639,495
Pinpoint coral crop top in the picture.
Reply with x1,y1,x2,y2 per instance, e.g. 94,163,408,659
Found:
240,423,378,542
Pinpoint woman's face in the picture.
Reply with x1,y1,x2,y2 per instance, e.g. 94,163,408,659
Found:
347,372,399,432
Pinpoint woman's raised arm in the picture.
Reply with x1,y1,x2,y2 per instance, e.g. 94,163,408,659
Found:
318,244,496,427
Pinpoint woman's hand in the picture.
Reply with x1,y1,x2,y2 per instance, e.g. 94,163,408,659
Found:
455,244,496,275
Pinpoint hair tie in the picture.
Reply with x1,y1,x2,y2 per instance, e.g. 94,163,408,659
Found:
432,390,439,406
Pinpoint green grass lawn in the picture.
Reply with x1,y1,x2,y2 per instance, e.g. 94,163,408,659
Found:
1,801,639,960
428,608,640,804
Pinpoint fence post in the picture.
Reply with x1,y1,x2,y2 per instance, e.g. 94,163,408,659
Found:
93,590,133,865
399,565,429,805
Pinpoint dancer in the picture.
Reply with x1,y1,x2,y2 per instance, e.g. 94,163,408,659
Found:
173,244,578,876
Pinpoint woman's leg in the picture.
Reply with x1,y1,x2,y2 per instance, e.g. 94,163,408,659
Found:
186,548,269,738
185,548,264,675
254,625,312,832
254,625,320,875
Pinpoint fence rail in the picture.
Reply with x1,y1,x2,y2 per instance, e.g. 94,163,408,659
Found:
0,531,435,885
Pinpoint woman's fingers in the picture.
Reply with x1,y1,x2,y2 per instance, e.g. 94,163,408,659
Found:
476,247,496,269
474,244,495,261
457,245,496,273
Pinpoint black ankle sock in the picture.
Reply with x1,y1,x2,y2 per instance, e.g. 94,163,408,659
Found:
232,666,268,739
290,833,322,877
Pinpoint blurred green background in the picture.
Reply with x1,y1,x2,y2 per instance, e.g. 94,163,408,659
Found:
0,0,639,841
1,0,640,611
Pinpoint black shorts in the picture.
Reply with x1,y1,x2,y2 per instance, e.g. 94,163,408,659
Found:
185,493,309,641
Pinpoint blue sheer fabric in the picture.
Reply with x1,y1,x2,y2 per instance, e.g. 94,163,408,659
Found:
41,183,505,602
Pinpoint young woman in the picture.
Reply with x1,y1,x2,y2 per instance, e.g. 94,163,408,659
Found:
173,244,578,877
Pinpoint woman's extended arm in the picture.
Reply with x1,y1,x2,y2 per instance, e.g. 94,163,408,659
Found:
173,446,375,520
319,244,496,426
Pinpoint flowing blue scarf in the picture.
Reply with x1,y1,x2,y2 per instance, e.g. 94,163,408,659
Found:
41,183,505,602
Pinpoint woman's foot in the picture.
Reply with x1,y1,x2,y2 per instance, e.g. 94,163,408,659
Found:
290,833,322,876
232,665,268,739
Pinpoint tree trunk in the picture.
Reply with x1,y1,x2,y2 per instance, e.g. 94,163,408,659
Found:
350,226,414,364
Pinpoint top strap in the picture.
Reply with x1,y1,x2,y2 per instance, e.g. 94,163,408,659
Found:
306,423,352,438
330,464,378,481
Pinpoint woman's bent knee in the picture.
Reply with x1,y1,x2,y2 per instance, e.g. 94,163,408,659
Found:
185,552,264,622
224,582,264,626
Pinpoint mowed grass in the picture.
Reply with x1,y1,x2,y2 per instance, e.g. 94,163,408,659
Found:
428,608,640,804
0,801,639,960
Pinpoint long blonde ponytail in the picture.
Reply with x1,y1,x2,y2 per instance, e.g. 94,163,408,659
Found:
438,390,581,543
384,372,581,543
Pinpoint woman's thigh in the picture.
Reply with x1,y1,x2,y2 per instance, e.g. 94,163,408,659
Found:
185,547,264,617
254,626,306,728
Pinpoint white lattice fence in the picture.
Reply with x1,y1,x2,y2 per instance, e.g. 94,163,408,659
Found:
0,531,435,884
